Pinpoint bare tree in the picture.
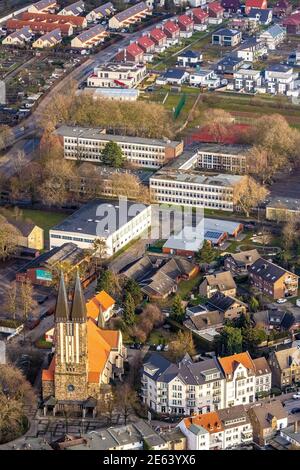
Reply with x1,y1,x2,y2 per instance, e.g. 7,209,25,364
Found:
202,109,234,143
0,216,20,261
5,282,17,321
20,279,37,329
233,176,269,218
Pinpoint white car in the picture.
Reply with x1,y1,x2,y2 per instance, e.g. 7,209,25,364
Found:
293,393,300,399
277,298,287,304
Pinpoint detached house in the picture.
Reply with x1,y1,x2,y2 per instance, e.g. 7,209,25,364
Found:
259,24,286,50
273,0,292,17
28,0,57,14
248,400,288,446
177,14,194,38
86,290,115,324
116,43,144,63
32,27,62,48
86,3,115,22
205,292,247,319
224,249,260,275
212,28,242,47
149,28,167,52
264,63,297,95
199,271,237,298
283,13,300,35
2,26,32,46
177,49,203,67
268,347,300,389
163,20,180,44
248,258,298,300
208,2,225,24
237,37,268,61
192,8,209,31
245,0,267,15
248,8,273,25
221,0,241,13
59,1,85,16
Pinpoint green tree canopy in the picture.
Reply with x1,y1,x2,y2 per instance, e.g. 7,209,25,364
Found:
123,292,136,326
195,240,218,264
101,141,125,168
172,294,185,322
218,326,243,356
124,278,142,306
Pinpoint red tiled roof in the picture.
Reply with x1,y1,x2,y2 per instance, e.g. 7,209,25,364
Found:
209,1,225,13
163,20,180,33
283,12,300,25
19,11,86,26
137,35,155,49
178,14,194,26
7,19,72,33
245,0,266,8
126,42,144,57
192,8,209,20
150,27,166,40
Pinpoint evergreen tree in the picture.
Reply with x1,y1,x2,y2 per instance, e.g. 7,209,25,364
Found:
172,294,184,322
195,240,218,264
101,142,125,168
249,296,260,312
218,326,243,356
96,270,114,294
123,292,136,326
124,278,142,306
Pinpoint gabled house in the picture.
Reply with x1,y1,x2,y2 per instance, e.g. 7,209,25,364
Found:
248,258,299,299
32,27,62,48
259,24,286,50
149,27,167,52
208,2,225,24
192,8,209,31
2,26,32,46
177,14,194,38
28,0,57,14
283,12,300,34
245,0,267,14
215,54,244,74
248,400,288,445
59,0,85,16
163,20,180,44
71,24,108,48
206,291,247,319
236,37,268,61
268,347,300,389
86,2,115,22
199,271,237,298
248,8,273,25
86,290,115,324
224,249,261,275
221,0,241,13
252,357,272,396
115,43,144,63
137,35,155,61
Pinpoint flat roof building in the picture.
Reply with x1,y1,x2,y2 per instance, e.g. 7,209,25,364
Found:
87,62,147,88
56,125,183,169
49,198,151,256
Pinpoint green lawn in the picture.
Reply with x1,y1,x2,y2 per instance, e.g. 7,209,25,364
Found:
177,273,202,300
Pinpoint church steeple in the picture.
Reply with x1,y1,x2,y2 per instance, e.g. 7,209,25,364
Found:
55,272,69,322
70,270,87,322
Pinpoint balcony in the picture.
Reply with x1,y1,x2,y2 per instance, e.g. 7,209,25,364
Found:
241,432,253,442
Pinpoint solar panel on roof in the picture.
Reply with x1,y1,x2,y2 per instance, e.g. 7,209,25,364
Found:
205,231,223,239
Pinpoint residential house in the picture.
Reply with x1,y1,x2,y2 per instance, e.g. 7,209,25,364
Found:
157,68,189,86
6,217,44,250
218,352,256,407
248,8,273,25
279,422,300,448
18,11,87,28
248,258,299,300
177,14,194,38
192,8,209,31
252,357,272,396
199,271,237,298
86,290,116,324
163,20,181,44
115,43,144,63
108,2,151,30
87,62,147,88
184,307,225,343
224,249,261,275
237,37,268,62
266,197,300,221
245,0,267,14
234,68,262,92
263,64,298,95
253,308,296,334
2,26,32,46
273,0,292,17
212,28,242,47
71,24,108,49
248,400,288,445
259,24,286,50
141,353,226,414
215,54,244,74
28,0,57,14
6,19,73,36
149,27,167,52
59,0,85,16
86,2,115,22
206,292,247,319
283,12,300,34
179,405,252,449
177,49,203,67
221,0,241,13
268,347,300,389
188,0,207,6
32,28,62,48
137,35,155,53
208,2,225,24
189,69,220,88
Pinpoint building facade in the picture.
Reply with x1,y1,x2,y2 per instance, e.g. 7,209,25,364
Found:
87,62,147,88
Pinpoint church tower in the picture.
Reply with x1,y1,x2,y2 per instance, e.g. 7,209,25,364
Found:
54,272,89,402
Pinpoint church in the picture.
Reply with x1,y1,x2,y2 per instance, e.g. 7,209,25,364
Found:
42,272,125,416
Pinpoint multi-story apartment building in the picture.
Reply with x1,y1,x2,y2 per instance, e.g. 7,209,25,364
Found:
108,2,151,29
218,352,257,407
268,347,300,389
248,258,299,300
263,64,298,95
252,357,272,396
142,354,225,415
49,198,151,256
234,68,262,92
56,125,183,169
179,405,253,450
149,172,244,211
224,249,261,275
142,351,271,416
87,62,147,89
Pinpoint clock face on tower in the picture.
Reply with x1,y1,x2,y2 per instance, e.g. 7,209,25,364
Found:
67,384,75,392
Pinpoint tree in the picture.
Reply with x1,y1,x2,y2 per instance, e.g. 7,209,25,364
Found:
242,327,267,353
20,279,37,327
0,125,13,151
116,382,139,425
124,278,142,306
96,269,120,296
249,296,260,313
217,326,243,356
202,109,234,143
282,216,299,251
195,240,218,264
0,364,35,444
247,146,278,184
233,176,269,218
167,331,196,362
92,238,107,269
101,142,125,168
39,159,75,207
172,294,185,322
123,292,136,326
111,172,141,199
0,216,20,261
5,282,17,320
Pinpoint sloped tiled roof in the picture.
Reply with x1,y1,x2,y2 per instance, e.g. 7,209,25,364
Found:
218,351,255,376
86,290,115,320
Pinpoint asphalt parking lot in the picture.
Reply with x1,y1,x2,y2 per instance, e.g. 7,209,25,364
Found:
283,398,300,422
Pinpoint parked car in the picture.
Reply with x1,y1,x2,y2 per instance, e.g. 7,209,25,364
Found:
277,298,287,304
291,407,300,414
293,393,300,399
